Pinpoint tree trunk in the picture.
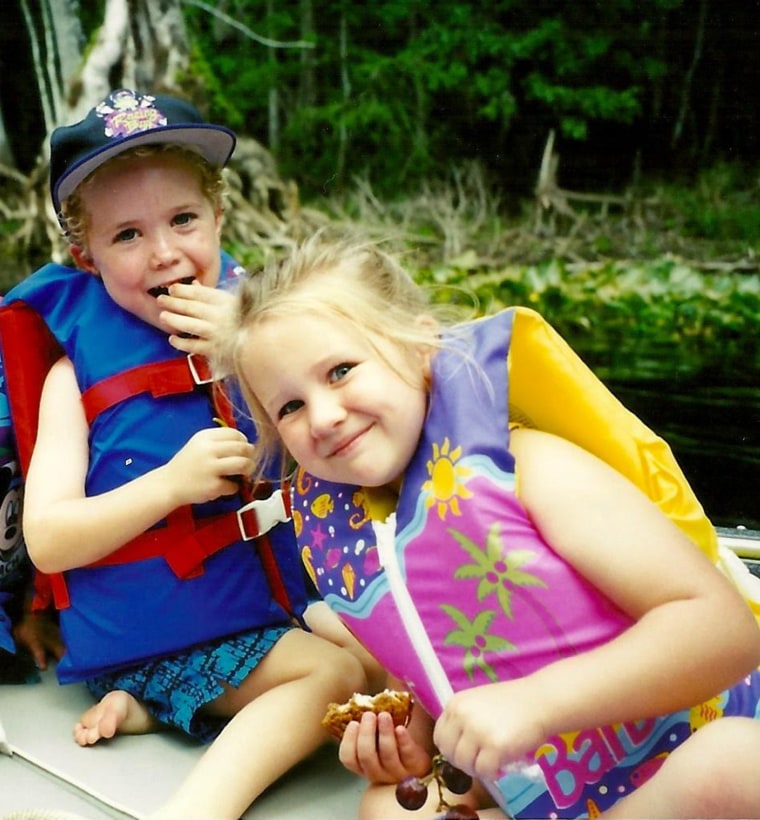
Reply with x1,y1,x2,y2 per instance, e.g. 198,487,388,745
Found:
33,0,191,261
130,0,192,96
68,0,190,125
671,0,708,152
69,0,129,122
298,0,315,109
266,0,279,151
335,9,350,185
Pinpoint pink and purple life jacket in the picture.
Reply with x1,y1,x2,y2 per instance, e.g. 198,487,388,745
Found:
294,308,760,818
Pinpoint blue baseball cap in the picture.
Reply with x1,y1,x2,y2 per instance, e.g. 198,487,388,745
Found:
50,88,236,213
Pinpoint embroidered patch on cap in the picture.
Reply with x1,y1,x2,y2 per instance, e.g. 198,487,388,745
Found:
95,90,168,140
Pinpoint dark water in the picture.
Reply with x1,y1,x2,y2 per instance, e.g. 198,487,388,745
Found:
607,380,760,531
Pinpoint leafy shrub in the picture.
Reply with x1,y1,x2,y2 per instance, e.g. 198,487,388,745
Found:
415,257,760,383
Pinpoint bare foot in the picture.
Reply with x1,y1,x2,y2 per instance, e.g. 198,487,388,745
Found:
73,689,158,746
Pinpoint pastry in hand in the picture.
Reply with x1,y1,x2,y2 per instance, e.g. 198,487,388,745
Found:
322,689,414,741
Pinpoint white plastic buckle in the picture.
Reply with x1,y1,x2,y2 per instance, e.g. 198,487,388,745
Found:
237,489,291,541
187,352,213,385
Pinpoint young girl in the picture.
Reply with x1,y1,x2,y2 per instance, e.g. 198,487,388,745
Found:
2,91,369,819
219,235,760,819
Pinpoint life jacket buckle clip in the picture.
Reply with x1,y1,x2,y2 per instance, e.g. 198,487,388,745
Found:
237,489,291,541
187,352,213,385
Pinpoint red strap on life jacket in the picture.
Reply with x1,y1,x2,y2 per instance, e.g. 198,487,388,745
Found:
46,488,293,609
0,303,64,614
0,303,64,476
81,353,212,425
211,381,298,618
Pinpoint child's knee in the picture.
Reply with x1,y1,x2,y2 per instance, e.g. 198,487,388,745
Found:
280,627,368,699
314,639,366,696
641,719,760,817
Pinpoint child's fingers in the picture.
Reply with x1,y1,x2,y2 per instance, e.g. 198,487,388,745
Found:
160,310,198,335
337,721,364,774
158,298,212,326
395,725,433,776
375,711,405,769
353,712,413,783
163,282,232,311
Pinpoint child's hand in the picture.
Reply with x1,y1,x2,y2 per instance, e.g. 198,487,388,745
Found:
165,427,254,506
338,710,432,785
158,281,234,362
12,611,65,671
433,681,546,782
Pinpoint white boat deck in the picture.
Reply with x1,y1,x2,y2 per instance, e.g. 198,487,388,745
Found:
0,667,363,819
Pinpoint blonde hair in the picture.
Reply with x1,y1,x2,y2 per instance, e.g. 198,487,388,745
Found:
60,143,226,251
219,233,447,480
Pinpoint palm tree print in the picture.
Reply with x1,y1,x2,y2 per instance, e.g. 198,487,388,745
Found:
449,522,546,617
448,521,575,656
440,604,515,682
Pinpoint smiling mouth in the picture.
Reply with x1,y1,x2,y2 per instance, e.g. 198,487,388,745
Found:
329,426,371,458
148,276,195,298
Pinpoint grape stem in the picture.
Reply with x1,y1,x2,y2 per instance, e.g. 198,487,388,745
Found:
431,755,452,812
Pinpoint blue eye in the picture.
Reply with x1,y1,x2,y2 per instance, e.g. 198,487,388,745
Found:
115,227,138,243
329,363,355,383
173,212,196,226
278,399,304,419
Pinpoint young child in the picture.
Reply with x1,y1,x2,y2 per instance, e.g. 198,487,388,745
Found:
219,234,760,819
0,90,367,819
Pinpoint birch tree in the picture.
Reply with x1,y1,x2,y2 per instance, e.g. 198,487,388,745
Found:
60,0,191,127
2,0,194,268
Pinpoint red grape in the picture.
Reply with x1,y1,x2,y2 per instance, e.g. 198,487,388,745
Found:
444,804,479,820
439,760,473,794
395,775,429,811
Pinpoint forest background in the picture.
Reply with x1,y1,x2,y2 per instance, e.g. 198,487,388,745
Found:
0,0,758,528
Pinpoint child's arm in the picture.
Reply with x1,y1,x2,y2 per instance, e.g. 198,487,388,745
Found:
23,356,255,573
433,427,760,781
157,280,233,362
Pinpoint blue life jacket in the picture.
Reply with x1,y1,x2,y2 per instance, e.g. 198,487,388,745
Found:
0,253,307,683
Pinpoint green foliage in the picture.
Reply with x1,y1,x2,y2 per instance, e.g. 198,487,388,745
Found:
182,0,682,196
415,257,760,382
305,158,759,389
654,163,760,243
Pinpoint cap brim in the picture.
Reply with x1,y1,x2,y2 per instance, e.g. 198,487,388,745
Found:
53,124,236,212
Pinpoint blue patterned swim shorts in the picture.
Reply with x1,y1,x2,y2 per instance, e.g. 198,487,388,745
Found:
86,625,292,742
